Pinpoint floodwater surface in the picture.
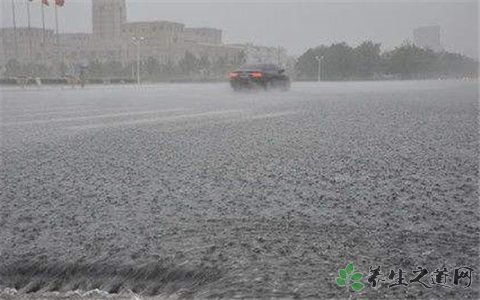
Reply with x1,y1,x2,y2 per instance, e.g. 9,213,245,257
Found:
0,80,478,299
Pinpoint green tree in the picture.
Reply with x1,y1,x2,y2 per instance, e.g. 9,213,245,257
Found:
198,54,211,78
437,52,478,78
104,60,123,77
296,43,356,80
212,55,228,77
323,43,355,80
353,41,381,79
161,59,178,79
384,42,438,79
4,59,21,77
296,48,323,80
179,51,199,76
88,60,103,78
144,56,160,79
234,50,247,67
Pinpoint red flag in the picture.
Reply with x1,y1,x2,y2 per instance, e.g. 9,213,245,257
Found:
55,0,64,6
42,0,49,6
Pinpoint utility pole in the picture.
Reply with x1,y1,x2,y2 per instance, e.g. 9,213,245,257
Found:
315,55,324,82
132,36,145,85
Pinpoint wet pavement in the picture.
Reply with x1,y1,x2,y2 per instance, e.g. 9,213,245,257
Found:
0,81,478,299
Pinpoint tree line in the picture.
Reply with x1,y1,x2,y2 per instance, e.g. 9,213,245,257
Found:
2,51,247,81
3,42,477,81
88,50,246,81
295,41,478,80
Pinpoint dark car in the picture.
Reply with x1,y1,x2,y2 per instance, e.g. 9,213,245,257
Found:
229,63,290,91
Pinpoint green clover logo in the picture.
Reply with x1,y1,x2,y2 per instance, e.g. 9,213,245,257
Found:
335,263,365,292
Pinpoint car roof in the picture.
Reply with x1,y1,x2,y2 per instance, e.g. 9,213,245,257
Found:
237,63,279,71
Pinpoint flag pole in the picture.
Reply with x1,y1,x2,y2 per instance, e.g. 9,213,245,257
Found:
41,1,46,45
11,0,18,56
26,0,33,62
54,1,63,77
54,2,59,45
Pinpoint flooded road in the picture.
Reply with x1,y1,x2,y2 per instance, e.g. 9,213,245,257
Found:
0,81,478,299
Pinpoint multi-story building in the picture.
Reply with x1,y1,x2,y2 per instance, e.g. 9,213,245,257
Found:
183,28,222,45
0,0,289,75
92,0,127,40
0,27,55,64
59,33,93,61
413,25,442,52
122,21,185,63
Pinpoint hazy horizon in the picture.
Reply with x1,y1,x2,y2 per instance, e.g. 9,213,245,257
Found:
1,0,478,58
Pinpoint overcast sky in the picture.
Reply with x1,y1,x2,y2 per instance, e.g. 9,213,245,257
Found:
1,0,478,58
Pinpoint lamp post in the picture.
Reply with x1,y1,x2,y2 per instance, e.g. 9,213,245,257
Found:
132,36,145,85
315,55,324,82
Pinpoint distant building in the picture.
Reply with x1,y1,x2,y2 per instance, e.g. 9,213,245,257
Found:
0,0,290,75
92,0,127,40
183,28,222,45
413,25,442,52
0,27,55,64
122,21,185,63
229,43,289,66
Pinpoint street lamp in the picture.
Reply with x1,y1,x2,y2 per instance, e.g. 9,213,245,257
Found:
315,55,324,82
132,36,145,85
